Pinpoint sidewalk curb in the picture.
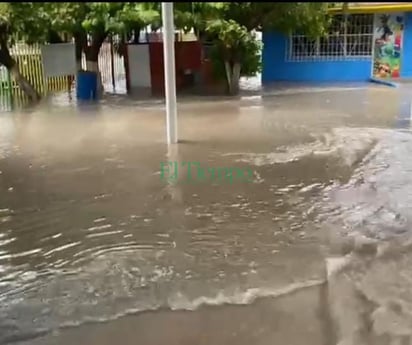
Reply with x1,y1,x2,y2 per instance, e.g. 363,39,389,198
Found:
369,77,399,88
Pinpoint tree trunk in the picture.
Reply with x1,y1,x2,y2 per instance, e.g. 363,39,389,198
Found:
10,65,41,102
47,29,64,44
133,25,141,44
83,31,108,98
120,35,130,93
74,33,85,72
85,44,104,98
0,42,40,102
224,61,241,95
71,31,88,94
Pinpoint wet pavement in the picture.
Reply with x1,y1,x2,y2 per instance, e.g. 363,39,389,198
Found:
1,84,412,344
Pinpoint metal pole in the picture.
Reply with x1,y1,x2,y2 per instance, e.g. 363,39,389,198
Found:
162,2,178,144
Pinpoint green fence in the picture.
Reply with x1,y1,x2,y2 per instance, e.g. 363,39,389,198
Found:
0,66,12,111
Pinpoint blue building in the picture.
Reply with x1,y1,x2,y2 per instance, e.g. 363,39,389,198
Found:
262,3,412,84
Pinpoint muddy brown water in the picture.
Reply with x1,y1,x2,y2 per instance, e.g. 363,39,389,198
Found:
1,85,412,344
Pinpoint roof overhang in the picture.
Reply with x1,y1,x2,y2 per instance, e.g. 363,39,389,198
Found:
329,3,412,14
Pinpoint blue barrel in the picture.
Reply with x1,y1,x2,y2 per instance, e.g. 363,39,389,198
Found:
76,71,97,101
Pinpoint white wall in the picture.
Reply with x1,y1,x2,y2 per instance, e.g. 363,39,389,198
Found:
127,44,151,88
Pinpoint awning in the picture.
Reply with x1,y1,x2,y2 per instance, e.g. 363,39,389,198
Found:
329,2,412,14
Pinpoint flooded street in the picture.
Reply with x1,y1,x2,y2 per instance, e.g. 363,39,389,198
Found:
1,85,412,344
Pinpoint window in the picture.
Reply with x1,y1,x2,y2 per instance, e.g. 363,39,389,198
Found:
287,14,374,61
290,36,318,58
346,14,374,56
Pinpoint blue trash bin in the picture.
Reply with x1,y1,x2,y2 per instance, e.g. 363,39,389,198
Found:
76,71,98,101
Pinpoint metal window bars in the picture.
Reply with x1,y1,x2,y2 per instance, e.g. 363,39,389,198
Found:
287,14,374,61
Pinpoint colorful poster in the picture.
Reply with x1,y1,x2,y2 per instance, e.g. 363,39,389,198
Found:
373,13,404,79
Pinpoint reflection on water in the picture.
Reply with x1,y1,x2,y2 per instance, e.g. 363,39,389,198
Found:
1,86,412,344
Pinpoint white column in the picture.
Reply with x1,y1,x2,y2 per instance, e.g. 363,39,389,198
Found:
162,2,178,144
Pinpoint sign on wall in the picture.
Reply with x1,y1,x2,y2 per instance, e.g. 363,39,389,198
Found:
372,13,404,79
41,43,76,78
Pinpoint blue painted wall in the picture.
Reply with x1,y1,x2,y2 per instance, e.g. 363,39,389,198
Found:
262,12,412,84
262,32,372,84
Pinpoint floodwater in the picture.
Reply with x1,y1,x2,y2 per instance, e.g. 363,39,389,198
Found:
1,85,412,345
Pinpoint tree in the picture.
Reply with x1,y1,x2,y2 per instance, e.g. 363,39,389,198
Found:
217,2,333,36
47,2,161,95
145,2,220,39
173,2,223,40
206,20,261,95
0,2,51,101
114,2,159,44
0,2,335,99
44,3,122,95
175,2,333,95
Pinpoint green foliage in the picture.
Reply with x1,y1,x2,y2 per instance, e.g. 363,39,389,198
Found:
114,2,159,34
82,3,125,35
0,3,116,67
173,2,222,33
206,19,262,79
0,3,10,24
0,3,11,42
214,2,332,38
2,2,333,44
170,2,332,83
44,2,124,36
241,38,262,77
42,3,86,35
264,3,333,38
30,2,157,38
0,3,51,44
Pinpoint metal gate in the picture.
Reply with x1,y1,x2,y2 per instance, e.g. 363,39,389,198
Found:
96,37,127,94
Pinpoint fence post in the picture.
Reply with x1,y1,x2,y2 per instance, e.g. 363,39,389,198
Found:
6,67,13,111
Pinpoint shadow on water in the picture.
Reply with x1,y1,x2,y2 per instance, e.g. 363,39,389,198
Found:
0,90,103,116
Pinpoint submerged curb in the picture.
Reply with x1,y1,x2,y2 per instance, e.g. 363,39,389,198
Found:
369,77,399,88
